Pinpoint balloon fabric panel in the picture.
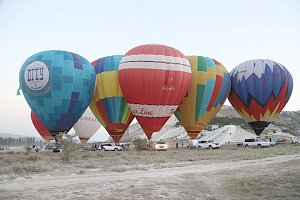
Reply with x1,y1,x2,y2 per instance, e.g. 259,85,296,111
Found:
89,55,134,143
73,108,101,142
19,51,96,134
207,76,222,111
228,59,293,135
118,44,191,138
31,111,52,141
286,69,293,102
214,67,231,108
175,56,230,139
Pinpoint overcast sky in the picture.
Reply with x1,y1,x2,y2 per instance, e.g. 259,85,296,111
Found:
0,0,299,138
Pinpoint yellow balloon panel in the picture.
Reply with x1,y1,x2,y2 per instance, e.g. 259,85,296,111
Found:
176,56,231,138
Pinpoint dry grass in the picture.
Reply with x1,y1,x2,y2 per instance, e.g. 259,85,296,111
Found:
0,151,60,176
0,144,299,177
0,145,299,200
225,160,300,200
0,190,20,199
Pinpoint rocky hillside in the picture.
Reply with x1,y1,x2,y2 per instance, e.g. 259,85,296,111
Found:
121,115,189,141
274,110,300,134
216,105,241,118
216,106,300,135
201,125,256,144
116,106,300,142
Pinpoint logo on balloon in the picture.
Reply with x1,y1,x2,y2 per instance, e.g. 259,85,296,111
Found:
24,61,49,91
80,116,97,122
129,104,178,118
162,86,175,91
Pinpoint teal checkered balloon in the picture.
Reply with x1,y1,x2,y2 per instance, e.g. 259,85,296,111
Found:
19,50,96,134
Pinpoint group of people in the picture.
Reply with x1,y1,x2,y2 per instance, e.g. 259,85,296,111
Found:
175,141,184,148
31,144,40,152
146,140,155,149
92,143,102,150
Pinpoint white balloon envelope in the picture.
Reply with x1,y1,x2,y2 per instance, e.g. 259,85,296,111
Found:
73,108,101,142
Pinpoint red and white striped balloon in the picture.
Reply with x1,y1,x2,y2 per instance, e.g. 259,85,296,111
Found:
118,44,191,139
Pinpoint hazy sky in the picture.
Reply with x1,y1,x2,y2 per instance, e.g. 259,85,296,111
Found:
0,0,299,138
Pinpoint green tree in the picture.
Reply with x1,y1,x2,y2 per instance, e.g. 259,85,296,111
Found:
56,133,81,162
132,138,147,151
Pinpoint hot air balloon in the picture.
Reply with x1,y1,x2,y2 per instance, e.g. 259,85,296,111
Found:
175,56,231,139
228,59,293,136
19,50,96,137
31,111,52,144
89,55,134,143
118,44,192,139
73,108,101,143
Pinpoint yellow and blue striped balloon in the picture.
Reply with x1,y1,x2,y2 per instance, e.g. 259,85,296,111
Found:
175,56,230,139
89,55,134,143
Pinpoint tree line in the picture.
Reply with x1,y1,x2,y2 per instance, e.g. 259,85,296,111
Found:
209,117,251,130
0,137,41,146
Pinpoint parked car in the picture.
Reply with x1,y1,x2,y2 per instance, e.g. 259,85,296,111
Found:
45,143,62,152
261,138,276,146
187,140,198,149
197,140,220,149
276,138,288,144
154,141,168,151
292,136,300,144
243,138,270,148
102,143,122,151
268,140,276,146
45,143,56,150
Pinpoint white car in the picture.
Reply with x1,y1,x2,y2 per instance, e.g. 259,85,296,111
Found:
292,136,300,144
197,140,220,149
262,138,276,146
268,140,276,146
154,141,168,151
243,138,270,148
102,144,122,151
187,140,198,149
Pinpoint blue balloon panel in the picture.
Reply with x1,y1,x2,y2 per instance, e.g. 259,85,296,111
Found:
19,50,96,133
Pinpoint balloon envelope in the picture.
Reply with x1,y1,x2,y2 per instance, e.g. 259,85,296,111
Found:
89,55,134,143
228,59,293,135
118,44,191,139
19,50,96,135
31,111,52,143
175,56,231,139
73,108,101,142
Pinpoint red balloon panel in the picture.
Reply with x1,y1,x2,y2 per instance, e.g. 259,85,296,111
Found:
31,111,53,141
119,44,191,135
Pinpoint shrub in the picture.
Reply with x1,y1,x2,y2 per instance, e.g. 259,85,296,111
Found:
56,133,81,162
132,138,147,151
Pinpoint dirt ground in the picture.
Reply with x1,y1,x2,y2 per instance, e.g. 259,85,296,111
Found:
1,152,299,200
